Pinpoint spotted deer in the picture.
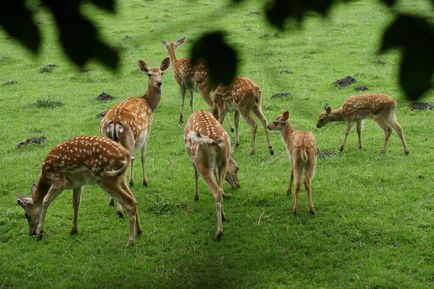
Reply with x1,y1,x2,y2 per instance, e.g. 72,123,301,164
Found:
316,93,409,154
268,111,317,215
184,110,240,240
161,37,215,123
101,57,170,190
16,136,142,247
212,76,274,155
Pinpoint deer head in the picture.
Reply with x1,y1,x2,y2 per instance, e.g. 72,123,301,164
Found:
138,57,170,89
316,104,332,128
17,184,39,235
225,152,240,189
267,111,289,131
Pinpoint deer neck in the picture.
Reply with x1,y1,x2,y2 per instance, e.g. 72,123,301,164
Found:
142,85,161,112
281,121,295,146
330,108,345,122
167,47,177,64
32,175,51,205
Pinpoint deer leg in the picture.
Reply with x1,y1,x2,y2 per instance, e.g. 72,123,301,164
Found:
70,187,82,235
305,156,317,215
254,106,274,155
217,163,227,222
387,114,410,155
226,114,234,133
101,180,138,247
121,181,142,237
234,110,240,146
141,139,148,187
240,110,257,155
287,168,294,197
196,164,224,240
356,120,363,149
189,89,194,113
36,182,65,239
292,160,302,215
340,120,354,152
193,163,200,201
374,118,392,154
179,87,187,124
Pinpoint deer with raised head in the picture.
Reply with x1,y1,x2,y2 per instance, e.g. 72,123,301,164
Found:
316,93,409,155
212,76,274,156
161,37,215,123
16,136,142,247
268,111,317,215
101,57,170,190
184,110,240,240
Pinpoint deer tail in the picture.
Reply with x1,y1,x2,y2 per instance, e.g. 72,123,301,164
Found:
103,122,126,143
101,159,129,177
187,132,225,148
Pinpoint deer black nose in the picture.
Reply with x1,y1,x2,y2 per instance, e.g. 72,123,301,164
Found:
156,81,162,87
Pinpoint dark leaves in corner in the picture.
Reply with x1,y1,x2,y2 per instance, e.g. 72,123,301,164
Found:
380,14,434,100
191,31,238,86
0,0,41,53
379,0,398,7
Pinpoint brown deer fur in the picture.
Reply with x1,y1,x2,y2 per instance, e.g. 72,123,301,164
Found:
268,111,317,215
162,37,215,123
316,93,409,154
184,110,240,240
16,136,142,247
212,76,273,155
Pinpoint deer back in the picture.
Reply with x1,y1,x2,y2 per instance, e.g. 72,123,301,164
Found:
214,77,261,107
342,93,396,116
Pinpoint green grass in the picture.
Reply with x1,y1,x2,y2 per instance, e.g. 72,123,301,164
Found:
0,0,433,288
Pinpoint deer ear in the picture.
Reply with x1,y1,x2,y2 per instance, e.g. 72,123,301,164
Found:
282,111,289,120
31,184,37,194
160,57,170,71
161,40,168,47
138,60,149,73
325,104,332,114
176,36,186,47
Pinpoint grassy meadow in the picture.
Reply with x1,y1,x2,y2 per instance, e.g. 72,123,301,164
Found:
0,0,433,288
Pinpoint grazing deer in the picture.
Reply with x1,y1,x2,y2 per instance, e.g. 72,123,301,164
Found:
16,136,142,247
184,110,240,240
316,93,409,154
161,37,215,123
101,57,170,190
212,76,274,155
268,111,317,215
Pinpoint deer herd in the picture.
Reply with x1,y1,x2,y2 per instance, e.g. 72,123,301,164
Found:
17,37,410,247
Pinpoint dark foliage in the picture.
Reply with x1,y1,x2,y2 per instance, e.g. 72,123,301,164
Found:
379,14,434,100
191,31,238,86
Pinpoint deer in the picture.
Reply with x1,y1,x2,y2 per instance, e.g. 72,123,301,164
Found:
101,57,170,188
316,93,409,155
267,111,317,215
16,136,142,247
161,37,215,124
212,76,274,156
184,110,240,240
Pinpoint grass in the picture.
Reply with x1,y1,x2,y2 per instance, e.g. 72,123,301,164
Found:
0,0,433,288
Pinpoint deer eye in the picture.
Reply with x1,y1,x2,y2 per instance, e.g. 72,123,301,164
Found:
148,73,152,77
161,72,164,75
273,121,278,125
24,213,29,219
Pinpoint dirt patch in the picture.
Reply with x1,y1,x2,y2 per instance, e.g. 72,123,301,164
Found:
34,99,64,108
96,110,107,118
408,102,433,110
279,69,292,74
317,149,338,158
373,60,386,65
334,76,356,88
354,86,368,91
16,136,47,149
96,92,115,101
40,64,57,73
271,92,291,99
3,80,17,86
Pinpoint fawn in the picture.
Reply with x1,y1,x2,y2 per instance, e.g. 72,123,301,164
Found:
316,93,409,154
101,57,170,189
17,136,142,247
212,76,273,155
268,111,317,215
184,110,240,240
162,37,215,123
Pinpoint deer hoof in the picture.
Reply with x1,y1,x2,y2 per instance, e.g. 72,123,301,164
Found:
36,234,43,241
137,229,143,237
125,240,134,248
309,209,316,215
287,191,292,197
230,127,234,133
405,150,410,155
339,146,345,152
129,180,134,187
269,148,274,156
70,228,78,236
109,198,115,207
214,231,223,241
142,179,148,187
292,208,299,216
